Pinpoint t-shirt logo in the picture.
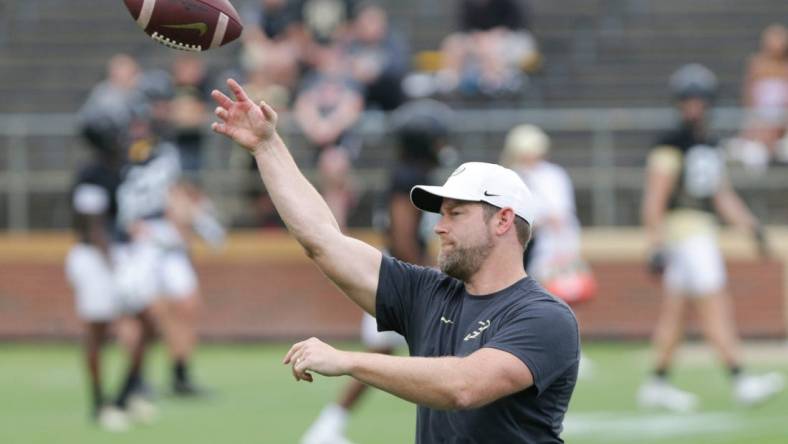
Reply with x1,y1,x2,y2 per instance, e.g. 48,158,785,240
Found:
464,320,491,341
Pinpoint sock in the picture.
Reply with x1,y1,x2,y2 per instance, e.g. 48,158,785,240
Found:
115,370,142,409
654,368,669,380
174,359,189,385
91,381,105,417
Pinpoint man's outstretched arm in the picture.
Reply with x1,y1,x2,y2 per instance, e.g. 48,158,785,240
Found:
283,338,534,410
211,79,382,314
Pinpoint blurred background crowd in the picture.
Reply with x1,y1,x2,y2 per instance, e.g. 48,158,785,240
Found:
0,0,786,233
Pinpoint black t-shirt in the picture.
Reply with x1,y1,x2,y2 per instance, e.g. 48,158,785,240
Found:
376,256,579,444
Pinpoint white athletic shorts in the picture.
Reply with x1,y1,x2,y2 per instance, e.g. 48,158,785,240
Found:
664,233,726,296
361,312,406,350
65,244,122,322
115,240,198,306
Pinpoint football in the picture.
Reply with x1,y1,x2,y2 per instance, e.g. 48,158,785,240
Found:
124,0,243,52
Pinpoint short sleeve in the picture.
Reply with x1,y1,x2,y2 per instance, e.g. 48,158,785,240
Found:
375,255,449,342
647,146,682,175
483,303,579,395
73,184,110,215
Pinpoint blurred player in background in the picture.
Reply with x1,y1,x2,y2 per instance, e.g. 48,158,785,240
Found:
115,93,225,397
638,63,784,412
301,99,452,444
501,124,596,377
67,97,158,431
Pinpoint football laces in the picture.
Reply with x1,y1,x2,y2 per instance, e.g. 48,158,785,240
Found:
150,32,202,52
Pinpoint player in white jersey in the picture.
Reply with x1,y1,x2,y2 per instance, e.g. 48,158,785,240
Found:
116,118,224,396
501,124,596,378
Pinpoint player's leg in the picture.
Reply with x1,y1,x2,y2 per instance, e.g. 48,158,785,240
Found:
66,244,130,431
114,308,159,423
652,291,688,373
84,321,110,416
638,239,698,412
159,250,204,395
302,314,404,444
688,235,784,405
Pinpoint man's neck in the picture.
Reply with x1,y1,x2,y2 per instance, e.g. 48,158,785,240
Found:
464,249,527,296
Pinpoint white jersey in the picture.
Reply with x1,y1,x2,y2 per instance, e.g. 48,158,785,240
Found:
117,142,182,230
516,161,581,280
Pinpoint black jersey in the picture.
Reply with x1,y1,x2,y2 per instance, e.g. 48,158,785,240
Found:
650,124,725,214
71,162,121,243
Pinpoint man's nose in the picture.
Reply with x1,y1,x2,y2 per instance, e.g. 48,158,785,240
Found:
434,217,448,235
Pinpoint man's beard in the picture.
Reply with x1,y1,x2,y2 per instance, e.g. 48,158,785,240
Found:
438,234,494,282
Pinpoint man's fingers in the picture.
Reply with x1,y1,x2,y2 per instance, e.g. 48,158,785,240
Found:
214,106,228,121
259,101,276,121
227,78,251,103
211,122,229,136
283,341,305,364
211,89,234,109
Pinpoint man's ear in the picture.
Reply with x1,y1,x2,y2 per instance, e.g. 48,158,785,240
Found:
496,207,516,236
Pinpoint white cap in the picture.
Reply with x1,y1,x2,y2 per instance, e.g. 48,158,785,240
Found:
410,162,535,225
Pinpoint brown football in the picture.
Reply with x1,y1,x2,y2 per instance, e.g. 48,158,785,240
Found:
124,0,243,52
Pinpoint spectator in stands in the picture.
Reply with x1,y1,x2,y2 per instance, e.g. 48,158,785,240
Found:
299,0,357,44
240,0,309,82
293,42,364,229
733,24,788,168
346,3,409,110
301,99,452,444
437,0,539,98
501,124,596,378
169,54,211,173
637,64,784,413
79,54,144,133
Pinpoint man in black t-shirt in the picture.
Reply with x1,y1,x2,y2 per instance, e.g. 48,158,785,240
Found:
210,79,579,443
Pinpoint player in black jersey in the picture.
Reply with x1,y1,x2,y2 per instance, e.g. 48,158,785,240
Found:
637,64,783,412
66,111,158,431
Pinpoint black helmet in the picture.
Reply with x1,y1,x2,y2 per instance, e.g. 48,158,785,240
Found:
391,99,453,162
669,63,718,102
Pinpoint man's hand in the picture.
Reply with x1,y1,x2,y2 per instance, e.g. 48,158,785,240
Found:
211,78,278,153
282,337,352,382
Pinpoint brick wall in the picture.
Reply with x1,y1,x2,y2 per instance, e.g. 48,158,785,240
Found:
0,229,785,341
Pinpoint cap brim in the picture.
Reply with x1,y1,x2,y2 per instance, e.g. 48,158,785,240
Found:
410,185,480,213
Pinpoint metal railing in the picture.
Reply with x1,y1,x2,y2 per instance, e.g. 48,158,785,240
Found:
1,107,785,231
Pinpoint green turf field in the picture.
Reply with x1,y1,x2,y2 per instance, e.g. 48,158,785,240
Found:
1,342,787,443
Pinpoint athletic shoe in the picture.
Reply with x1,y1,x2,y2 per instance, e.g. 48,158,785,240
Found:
97,405,130,432
301,404,352,444
734,372,785,407
127,394,158,424
637,378,699,413
173,380,213,398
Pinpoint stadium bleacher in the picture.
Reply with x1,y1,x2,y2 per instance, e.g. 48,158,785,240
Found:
0,0,787,229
